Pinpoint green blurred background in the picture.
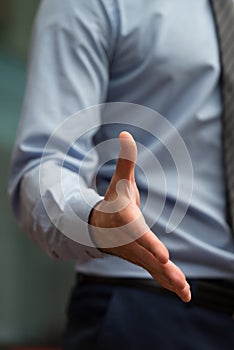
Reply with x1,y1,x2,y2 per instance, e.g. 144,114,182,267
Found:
0,0,74,346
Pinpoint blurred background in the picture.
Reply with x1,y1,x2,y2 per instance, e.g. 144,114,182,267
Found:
0,0,74,347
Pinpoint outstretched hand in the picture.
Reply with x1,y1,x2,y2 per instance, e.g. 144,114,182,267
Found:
90,131,191,302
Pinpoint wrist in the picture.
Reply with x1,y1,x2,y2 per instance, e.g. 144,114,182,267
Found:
89,200,104,227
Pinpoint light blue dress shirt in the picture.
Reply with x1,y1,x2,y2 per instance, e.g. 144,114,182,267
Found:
9,0,234,278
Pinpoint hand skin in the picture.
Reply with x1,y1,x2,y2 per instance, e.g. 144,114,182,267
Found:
89,131,191,303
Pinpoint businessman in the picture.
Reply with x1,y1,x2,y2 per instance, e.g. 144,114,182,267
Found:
9,0,234,349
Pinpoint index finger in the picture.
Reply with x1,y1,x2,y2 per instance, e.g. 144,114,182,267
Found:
137,230,169,264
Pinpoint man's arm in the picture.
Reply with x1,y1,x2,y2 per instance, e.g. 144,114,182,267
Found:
8,0,113,260
8,0,191,301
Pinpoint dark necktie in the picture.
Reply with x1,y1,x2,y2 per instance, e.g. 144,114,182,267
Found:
210,0,234,231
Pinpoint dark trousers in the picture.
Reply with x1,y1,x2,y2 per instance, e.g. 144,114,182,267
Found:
62,276,234,350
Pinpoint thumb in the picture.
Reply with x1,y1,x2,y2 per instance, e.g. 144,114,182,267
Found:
115,131,137,181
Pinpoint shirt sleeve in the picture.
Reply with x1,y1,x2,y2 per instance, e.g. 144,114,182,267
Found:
8,0,118,261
